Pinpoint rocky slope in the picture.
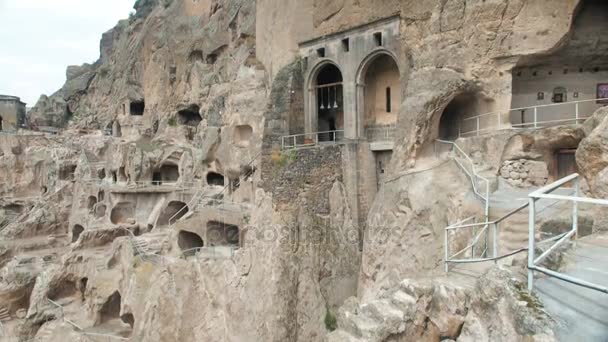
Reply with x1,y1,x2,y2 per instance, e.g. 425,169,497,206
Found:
2,0,605,341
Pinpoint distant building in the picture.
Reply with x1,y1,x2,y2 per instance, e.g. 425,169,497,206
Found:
0,95,26,131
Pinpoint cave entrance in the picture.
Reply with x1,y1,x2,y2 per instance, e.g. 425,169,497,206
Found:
59,165,77,181
178,230,204,256
511,0,608,127
0,116,4,131
177,105,202,127
87,196,97,211
130,101,145,116
360,53,400,140
157,201,188,226
157,164,179,184
206,172,225,186
207,221,240,247
110,202,135,225
97,291,122,325
72,225,85,243
315,64,343,142
438,92,485,140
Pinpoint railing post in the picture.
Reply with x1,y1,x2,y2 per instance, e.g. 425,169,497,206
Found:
444,227,449,273
528,197,536,293
476,117,480,136
493,222,498,261
575,102,579,123
497,112,501,130
573,177,579,241
533,107,538,128
315,133,319,145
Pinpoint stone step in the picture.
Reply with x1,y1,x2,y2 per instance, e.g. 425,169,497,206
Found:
327,330,365,342
360,300,404,336
0,306,10,321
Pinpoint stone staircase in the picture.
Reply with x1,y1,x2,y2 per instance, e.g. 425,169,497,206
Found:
0,306,10,321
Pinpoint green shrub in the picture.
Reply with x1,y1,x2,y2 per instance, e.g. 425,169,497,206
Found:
324,306,337,331
168,117,177,127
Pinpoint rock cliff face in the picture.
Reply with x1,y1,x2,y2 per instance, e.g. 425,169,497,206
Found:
3,0,606,341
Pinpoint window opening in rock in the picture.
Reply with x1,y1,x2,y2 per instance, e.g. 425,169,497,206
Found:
130,101,145,116
233,124,253,147
59,165,77,181
189,50,204,63
206,53,218,64
207,221,240,247
72,225,85,243
121,313,135,329
177,105,202,127
386,87,392,113
112,171,118,183
87,196,97,211
207,172,225,186
342,38,350,52
98,190,105,201
178,230,204,256
373,32,382,46
98,168,106,180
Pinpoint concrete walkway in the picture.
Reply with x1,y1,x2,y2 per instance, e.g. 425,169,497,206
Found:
535,234,608,342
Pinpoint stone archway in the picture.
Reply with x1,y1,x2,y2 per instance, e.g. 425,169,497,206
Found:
305,60,344,139
356,50,401,140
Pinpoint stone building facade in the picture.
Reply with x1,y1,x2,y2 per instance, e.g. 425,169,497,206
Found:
0,95,26,131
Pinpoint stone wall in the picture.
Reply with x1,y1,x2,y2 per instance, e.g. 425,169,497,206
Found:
499,159,549,187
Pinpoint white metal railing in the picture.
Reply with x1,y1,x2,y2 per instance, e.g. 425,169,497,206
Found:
365,125,396,142
168,152,260,226
527,173,608,294
180,246,239,259
46,298,129,340
458,97,608,137
281,130,345,150
444,203,531,271
436,140,490,221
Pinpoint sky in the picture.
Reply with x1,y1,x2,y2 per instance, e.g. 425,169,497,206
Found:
0,0,135,106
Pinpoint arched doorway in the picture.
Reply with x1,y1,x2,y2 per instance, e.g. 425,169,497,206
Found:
358,52,401,140
437,92,489,140
310,63,344,141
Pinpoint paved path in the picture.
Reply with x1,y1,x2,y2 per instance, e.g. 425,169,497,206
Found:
535,234,608,342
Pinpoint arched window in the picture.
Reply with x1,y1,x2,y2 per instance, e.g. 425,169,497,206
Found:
386,87,392,113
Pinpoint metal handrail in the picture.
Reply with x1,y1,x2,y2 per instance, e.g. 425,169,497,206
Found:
168,152,261,226
436,139,490,219
281,130,345,150
47,298,128,340
459,97,608,137
527,173,608,294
